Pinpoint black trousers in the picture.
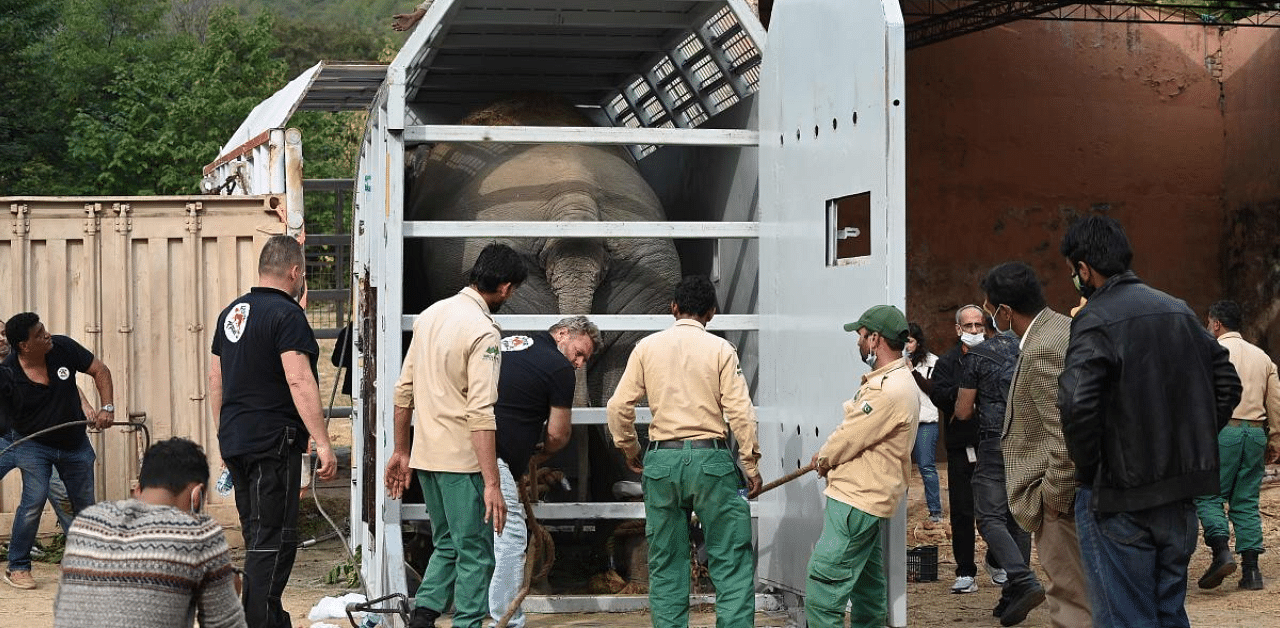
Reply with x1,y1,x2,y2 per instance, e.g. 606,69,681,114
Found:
946,445,999,578
226,427,303,628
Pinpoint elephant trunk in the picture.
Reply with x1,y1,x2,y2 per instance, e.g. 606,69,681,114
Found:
540,191,606,407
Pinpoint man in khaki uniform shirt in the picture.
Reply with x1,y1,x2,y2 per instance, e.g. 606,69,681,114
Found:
982,262,1090,628
806,305,919,628
384,243,527,628
1195,300,1280,591
607,276,761,628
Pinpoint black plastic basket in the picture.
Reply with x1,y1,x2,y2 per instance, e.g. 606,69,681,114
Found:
907,545,939,583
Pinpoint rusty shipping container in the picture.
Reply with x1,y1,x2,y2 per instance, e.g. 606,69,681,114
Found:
1,195,289,531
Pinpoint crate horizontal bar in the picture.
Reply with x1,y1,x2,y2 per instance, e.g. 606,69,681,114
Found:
403,124,758,146
401,500,758,520
400,313,758,332
403,220,758,238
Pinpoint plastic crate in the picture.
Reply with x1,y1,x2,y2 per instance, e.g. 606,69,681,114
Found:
907,545,938,583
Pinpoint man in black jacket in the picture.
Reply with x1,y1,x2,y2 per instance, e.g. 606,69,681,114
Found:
1058,215,1241,628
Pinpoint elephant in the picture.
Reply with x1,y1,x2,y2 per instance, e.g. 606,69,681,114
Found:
403,94,683,409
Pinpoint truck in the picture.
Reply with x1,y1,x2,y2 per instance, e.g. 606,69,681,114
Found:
347,0,907,625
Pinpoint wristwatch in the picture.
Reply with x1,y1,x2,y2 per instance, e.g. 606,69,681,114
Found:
101,404,115,413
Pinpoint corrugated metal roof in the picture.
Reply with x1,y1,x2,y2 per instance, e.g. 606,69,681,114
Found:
212,61,387,165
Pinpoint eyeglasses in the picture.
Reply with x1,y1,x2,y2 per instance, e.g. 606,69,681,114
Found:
958,322,983,332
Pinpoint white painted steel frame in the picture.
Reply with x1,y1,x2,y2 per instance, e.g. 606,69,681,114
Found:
351,2,913,625
402,220,758,239
401,500,758,520
403,124,757,146
756,1,908,626
400,313,758,332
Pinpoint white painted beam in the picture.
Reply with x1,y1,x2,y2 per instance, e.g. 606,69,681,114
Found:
401,501,759,521
519,593,785,614
403,124,757,146
399,313,759,332
402,220,758,238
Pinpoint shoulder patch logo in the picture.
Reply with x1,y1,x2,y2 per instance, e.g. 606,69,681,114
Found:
57,367,71,381
500,335,534,352
224,303,251,343
862,402,873,415
483,345,500,361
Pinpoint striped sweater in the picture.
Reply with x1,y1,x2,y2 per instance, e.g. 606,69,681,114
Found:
54,499,246,628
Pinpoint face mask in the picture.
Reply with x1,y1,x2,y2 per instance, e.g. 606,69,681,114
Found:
986,306,1008,334
1073,272,1096,299
863,351,878,369
861,332,878,368
960,332,984,348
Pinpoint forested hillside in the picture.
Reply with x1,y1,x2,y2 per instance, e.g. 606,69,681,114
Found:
0,0,406,204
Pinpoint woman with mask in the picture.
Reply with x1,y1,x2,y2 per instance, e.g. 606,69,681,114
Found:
905,323,943,524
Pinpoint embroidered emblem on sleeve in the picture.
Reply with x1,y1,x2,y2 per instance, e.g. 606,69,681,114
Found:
500,336,534,352
224,303,251,343
483,345,501,361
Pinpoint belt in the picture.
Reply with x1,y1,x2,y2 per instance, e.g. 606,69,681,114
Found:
647,438,728,451
1227,418,1264,428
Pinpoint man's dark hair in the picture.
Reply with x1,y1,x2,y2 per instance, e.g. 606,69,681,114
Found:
673,275,719,317
1208,300,1242,332
981,262,1047,316
907,322,928,363
469,243,528,293
1059,215,1132,277
137,438,210,494
881,334,905,353
258,235,305,278
5,312,41,351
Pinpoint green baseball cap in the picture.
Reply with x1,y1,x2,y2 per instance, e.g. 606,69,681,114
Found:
843,305,909,342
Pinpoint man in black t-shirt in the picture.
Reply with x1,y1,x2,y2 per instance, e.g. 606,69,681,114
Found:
0,312,116,591
210,235,336,628
488,316,600,628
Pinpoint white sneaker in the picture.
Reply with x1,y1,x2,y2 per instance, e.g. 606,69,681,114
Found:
951,575,978,594
984,562,1008,586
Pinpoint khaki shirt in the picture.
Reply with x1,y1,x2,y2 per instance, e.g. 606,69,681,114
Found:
1218,331,1280,446
816,358,920,517
394,287,501,473
606,319,761,475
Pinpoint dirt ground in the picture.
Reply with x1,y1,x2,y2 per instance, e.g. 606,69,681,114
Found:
5,348,1279,628
6,456,1279,627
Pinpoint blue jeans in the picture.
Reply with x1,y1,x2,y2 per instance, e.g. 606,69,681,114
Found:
911,422,941,516
0,431,76,534
1075,485,1197,628
6,437,96,571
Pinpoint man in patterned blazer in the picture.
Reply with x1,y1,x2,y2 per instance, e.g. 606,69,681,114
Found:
981,262,1091,628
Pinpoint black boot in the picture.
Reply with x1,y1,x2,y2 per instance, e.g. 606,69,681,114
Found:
1239,550,1264,590
409,607,441,628
1198,537,1237,589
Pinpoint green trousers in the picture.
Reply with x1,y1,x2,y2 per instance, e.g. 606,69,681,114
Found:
641,444,755,628
1195,423,1267,553
415,470,495,628
805,497,885,628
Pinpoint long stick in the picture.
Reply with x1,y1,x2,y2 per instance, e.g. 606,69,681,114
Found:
758,463,817,495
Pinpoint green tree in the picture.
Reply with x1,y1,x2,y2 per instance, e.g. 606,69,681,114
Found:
68,8,286,194
0,0,62,194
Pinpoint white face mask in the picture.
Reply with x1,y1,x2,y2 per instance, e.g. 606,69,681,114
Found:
960,332,984,348
863,351,878,369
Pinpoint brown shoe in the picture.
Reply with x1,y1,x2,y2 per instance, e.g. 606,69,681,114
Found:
4,570,35,590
